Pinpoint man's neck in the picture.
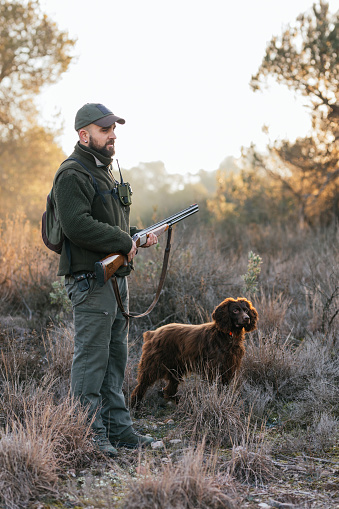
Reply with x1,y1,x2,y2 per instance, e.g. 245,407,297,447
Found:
77,142,112,167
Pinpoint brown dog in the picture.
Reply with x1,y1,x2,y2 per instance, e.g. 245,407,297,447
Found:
130,298,258,408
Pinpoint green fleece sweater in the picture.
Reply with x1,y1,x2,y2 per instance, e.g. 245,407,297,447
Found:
54,143,136,277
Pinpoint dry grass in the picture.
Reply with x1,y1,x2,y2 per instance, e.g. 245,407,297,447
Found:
252,291,292,335
0,329,44,384
0,213,58,324
0,217,338,507
0,347,96,509
42,323,74,387
0,423,58,509
278,333,339,427
239,330,298,419
0,386,95,508
1,379,95,466
280,411,339,455
226,419,277,486
174,376,245,447
123,443,236,509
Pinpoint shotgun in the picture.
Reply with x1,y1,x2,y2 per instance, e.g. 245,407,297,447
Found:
95,203,199,286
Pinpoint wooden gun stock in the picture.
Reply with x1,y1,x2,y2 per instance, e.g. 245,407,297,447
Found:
95,253,129,287
95,224,170,286
95,203,199,286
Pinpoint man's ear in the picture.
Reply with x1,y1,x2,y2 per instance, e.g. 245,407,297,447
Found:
79,128,89,144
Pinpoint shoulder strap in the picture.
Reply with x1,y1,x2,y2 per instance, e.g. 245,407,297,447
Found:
60,157,119,203
111,227,173,328
59,158,102,275
65,158,101,198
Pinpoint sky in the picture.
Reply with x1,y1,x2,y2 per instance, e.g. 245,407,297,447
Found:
38,0,339,175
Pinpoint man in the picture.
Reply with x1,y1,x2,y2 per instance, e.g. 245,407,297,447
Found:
54,103,157,457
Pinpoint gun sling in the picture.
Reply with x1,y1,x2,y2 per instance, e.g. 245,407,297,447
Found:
111,226,173,326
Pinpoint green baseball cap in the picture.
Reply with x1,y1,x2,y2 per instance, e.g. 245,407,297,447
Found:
74,103,125,130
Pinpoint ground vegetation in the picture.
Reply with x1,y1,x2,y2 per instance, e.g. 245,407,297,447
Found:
0,1,338,507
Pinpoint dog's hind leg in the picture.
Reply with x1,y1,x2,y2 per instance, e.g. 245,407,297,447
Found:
130,382,146,408
162,373,180,402
130,366,161,408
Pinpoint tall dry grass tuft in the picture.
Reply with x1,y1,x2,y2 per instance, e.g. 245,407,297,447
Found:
227,420,276,486
0,375,95,470
123,442,236,509
0,328,96,507
0,423,58,509
174,376,245,447
42,323,74,391
0,391,95,508
305,412,339,453
0,321,74,401
255,224,338,337
240,325,339,433
280,332,339,426
0,329,44,384
300,246,339,335
0,212,58,323
0,375,56,427
28,392,95,470
252,291,291,335
240,330,298,416
274,411,339,456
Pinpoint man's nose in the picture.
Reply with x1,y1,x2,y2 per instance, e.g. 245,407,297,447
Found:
109,128,116,139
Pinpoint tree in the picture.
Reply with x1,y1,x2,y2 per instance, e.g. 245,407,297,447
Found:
0,0,76,138
206,158,293,229
0,0,76,222
0,124,66,222
250,1,339,226
123,161,211,227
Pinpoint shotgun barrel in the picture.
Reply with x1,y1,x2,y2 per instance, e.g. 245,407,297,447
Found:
133,203,199,246
137,203,199,234
95,203,199,286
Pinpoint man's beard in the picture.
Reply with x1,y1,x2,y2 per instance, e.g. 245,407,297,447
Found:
88,135,115,158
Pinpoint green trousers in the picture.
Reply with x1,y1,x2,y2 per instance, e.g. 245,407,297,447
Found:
65,274,133,439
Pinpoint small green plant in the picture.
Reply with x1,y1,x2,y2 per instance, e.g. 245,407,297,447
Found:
50,277,72,315
241,251,263,296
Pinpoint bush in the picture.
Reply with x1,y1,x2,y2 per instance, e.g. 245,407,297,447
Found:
0,424,58,509
227,427,276,486
123,443,236,509
0,213,59,324
0,378,95,508
174,376,245,447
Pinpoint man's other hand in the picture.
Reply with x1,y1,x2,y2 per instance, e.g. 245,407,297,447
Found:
142,232,158,248
127,240,137,262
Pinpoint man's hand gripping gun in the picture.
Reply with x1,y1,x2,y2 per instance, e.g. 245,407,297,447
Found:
95,203,199,287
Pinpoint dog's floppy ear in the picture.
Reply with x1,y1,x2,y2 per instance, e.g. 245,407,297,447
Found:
212,298,235,332
244,299,259,332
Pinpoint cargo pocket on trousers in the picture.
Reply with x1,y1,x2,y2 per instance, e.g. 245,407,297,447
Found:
74,307,111,348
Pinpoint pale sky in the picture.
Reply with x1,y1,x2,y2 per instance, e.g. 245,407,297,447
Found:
39,0,339,175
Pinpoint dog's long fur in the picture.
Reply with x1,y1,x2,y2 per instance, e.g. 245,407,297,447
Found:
130,298,258,408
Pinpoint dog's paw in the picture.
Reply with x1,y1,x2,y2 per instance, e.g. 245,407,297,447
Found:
157,389,167,407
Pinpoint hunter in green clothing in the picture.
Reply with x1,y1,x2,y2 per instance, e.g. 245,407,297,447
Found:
54,103,157,457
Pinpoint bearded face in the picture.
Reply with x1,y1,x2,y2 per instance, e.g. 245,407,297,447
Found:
88,132,115,158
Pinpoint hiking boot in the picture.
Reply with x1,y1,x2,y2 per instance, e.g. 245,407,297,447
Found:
92,434,118,457
111,427,154,449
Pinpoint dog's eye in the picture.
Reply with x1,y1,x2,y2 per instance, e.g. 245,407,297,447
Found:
232,308,240,313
